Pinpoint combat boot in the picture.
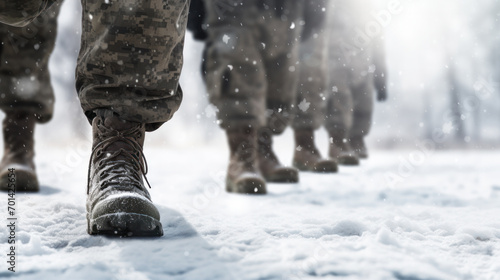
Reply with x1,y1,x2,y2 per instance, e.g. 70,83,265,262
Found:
351,136,368,159
293,129,338,173
258,129,299,183
87,109,162,237
0,112,39,192
328,132,360,166
226,127,266,194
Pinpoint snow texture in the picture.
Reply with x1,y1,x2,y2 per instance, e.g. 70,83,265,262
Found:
1,142,499,280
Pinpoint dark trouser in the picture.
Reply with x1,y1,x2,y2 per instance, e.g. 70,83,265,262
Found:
292,29,328,131
203,0,303,134
325,76,374,139
0,4,60,123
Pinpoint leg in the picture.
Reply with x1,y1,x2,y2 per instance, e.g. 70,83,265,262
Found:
202,1,267,194
258,51,300,182
292,30,337,173
0,5,61,192
83,0,191,236
77,0,189,131
324,69,360,165
349,81,375,159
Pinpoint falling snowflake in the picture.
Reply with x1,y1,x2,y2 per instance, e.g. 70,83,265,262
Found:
205,105,219,118
298,99,311,112
442,122,454,134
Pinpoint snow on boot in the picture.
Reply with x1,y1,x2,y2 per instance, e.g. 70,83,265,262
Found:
258,129,299,182
226,127,267,194
351,136,369,159
329,132,360,166
0,112,39,192
87,110,162,237
293,129,338,173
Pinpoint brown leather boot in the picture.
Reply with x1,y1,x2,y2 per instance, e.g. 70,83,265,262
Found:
293,129,337,173
0,112,39,192
258,129,299,183
87,109,162,236
351,136,369,159
226,127,266,194
329,132,360,166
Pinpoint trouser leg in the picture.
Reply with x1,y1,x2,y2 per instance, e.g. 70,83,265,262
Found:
0,4,61,123
203,27,267,130
76,0,190,132
349,81,374,138
264,52,299,135
324,71,354,138
292,32,328,131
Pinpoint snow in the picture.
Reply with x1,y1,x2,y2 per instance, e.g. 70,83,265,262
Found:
1,137,499,279
1,1,499,279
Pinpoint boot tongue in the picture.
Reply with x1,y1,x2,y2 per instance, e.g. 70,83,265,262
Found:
95,110,145,162
104,114,137,131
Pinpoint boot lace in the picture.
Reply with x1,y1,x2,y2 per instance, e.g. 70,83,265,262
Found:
86,121,151,194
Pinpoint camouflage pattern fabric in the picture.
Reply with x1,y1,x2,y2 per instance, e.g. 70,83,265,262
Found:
292,18,328,131
324,0,383,138
202,0,304,134
0,4,61,123
1,0,191,132
77,0,191,131
325,79,374,138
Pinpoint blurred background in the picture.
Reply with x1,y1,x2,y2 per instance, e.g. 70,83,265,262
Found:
11,0,500,152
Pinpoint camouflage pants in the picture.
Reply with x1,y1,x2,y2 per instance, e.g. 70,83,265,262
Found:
292,29,328,131
1,0,190,132
294,30,375,139
203,0,303,134
324,70,374,139
0,4,60,123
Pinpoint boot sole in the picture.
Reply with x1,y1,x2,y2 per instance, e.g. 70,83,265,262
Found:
338,156,360,166
87,213,163,237
265,168,299,183
293,161,338,173
313,160,338,173
0,168,39,192
226,177,267,195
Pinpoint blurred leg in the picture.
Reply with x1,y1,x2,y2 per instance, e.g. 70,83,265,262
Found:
349,81,375,159
325,70,359,165
202,0,267,194
292,30,337,173
258,43,300,182
0,0,58,27
0,5,61,192
0,4,60,122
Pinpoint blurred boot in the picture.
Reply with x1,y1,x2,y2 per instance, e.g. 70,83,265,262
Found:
351,136,368,159
293,129,337,173
87,110,163,236
0,112,39,192
329,132,360,166
226,127,266,194
258,129,299,183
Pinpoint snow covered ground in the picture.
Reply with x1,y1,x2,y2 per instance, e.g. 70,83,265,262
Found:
0,133,499,280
